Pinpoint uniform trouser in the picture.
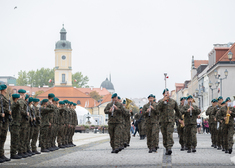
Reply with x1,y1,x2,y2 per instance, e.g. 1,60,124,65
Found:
185,124,197,150
138,121,146,136
31,126,40,151
52,124,57,147
27,125,34,151
210,123,217,145
126,124,131,144
68,126,72,144
69,126,75,144
146,123,158,149
154,123,160,148
47,125,53,148
40,125,49,150
10,125,20,155
19,124,27,153
108,123,122,150
63,125,68,145
160,122,174,149
177,125,185,147
120,123,125,147
217,123,223,148
57,125,64,146
222,123,234,150
0,121,8,156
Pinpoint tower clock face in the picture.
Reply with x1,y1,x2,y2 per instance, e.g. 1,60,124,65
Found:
62,55,66,60
62,42,66,47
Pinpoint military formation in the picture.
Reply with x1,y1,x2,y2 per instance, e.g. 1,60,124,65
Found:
206,96,235,154
0,84,78,163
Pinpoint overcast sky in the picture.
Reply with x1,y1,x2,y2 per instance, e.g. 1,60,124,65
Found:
1,0,235,100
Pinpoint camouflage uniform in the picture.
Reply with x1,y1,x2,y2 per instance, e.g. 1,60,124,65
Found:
142,102,158,150
135,112,145,139
72,109,78,144
177,104,185,149
182,103,200,150
26,106,34,152
0,94,10,157
47,103,55,149
57,107,65,146
218,106,235,152
10,100,21,155
120,108,126,148
31,105,40,152
157,98,182,150
52,105,59,147
212,105,223,149
40,104,54,150
152,101,160,149
206,106,216,146
104,101,124,150
63,106,69,146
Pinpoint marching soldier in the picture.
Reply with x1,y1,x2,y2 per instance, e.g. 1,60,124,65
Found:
182,95,200,153
52,97,59,150
152,96,160,151
177,97,186,151
31,98,41,154
158,88,183,155
118,97,125,151
218,97,235,154
135,107,146,140
122,100,132,147
10,94,22,159
0,84,11,162
104,93,125,154
142,94,158,153
57,101,66,148
47,93,55,151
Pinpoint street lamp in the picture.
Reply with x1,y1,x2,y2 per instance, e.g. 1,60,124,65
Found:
209,81,218,99
228,51,233,61
214,69,229,97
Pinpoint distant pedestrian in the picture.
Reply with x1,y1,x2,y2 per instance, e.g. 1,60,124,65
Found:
204,118,209,134
197,116,202,134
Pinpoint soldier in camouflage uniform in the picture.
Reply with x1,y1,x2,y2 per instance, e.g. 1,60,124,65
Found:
31,98,41,154
177,97,186,151
52,97,59,150
158,88,183,155
57,101,66,148
17,90,30,158
71,103,78,146
63,100,70,147
218,97,235,154
10,94,22,159
152,97,160,150
217,100,226,151
122,100,132,147
0,85,11,162
206,99,217,148
135,107,145,140
104,93,125,154
182,95,200,153
40,99,55,152
47,93,55,151
67,102,73,147
142,94,158,153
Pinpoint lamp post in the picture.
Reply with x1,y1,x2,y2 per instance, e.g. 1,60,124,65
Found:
195,88,203,110
214,69,228,97
208,81,219,99
228,50,233,62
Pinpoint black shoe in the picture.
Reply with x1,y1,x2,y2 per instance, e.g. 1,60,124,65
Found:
229,148,232,154
38,144,41,147
27,150,35,155
214,145,217,148
111,150,115,153
41,149,50,152
0,157,5,163
124,143,127,148
114,149,119,153
149,149,152,153
192,148,196,153
48,147,54,151
24,152,32,157
225,150,229,153
11,154,22,159
59,145,65,148
217,147,221,150
18,153,27,158
187,149,191,153
118,147,122,151
152,148,156,152
140,136,142,140
1,155,11,162
222,148,225,151
168,149,172,155
32,151,41,154
165,149,169,155
211,144,214,147
180,148,184,151
126,144,130,147
185,147,188,150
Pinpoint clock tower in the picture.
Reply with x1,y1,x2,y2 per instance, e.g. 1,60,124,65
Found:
54,25,72,87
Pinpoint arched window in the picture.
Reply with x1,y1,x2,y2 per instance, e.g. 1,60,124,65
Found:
77,100,81,105
62,74,65,82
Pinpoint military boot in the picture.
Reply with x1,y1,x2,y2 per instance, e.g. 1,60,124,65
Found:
0,157,5,163
11,154,22,159
148,148,152,153
180,145,184,151
114,149,119,153
32,150,41,154
229,148,232,154
41,149,50,152
18,153,27,158
192,148,196,153
152,148,156,152
0,155,11,162
187,149,191,153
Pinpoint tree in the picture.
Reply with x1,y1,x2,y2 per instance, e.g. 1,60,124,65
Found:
16,70,27,86
34,90,44,98
72,72,89,88
89,91,103,101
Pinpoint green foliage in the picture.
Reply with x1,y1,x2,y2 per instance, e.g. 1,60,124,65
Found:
72,72,89,88
16,70,27,86
89,91,103,101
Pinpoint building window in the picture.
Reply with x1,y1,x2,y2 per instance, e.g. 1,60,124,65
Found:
62,74,65,82
77,100,81,105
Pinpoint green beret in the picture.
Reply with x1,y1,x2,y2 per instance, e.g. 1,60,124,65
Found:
0,84,7,91
18,89,26,93
123,100,126,104
148,94,154,98
73,103,77,106
112,93,117,98
12,94,20,98
180,97,186,101
162,88,169,95
213,99,218,103
25,94,29,100
53,97,59,101
139,107,142,109
28,97,34,103
118,96,121,100
63,100,68,103
48,93,55,98
221,101,226,105
186,95,193,100
70,101,73,105
59,101,65,105
218,96,223,100
33,98,40,102
225,97,231,102
42,99,48,103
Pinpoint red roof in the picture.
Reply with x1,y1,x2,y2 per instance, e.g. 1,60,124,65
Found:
194,60,208,68
9,86,51,95
218,43,235,62
101,93,112,104
36,87,98,108
175,83,184,92
76,88,110,96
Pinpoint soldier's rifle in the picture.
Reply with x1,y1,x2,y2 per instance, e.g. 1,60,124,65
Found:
8,93,12,122
148,102,152,117
1,96,5,123
111,102,115,117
